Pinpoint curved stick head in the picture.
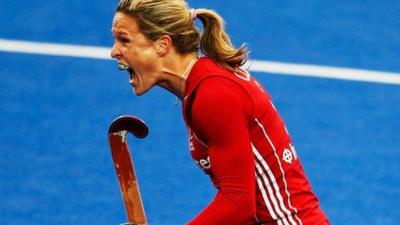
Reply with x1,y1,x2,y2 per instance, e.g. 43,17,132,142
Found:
108,115,149,138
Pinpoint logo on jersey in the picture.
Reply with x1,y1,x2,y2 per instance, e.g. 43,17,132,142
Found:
189,134,195,151
195,156,211,170
282,143,298,164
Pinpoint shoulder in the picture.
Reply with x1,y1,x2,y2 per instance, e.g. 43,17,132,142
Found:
188,76,252,143
190,77,252,131
193,76,248,111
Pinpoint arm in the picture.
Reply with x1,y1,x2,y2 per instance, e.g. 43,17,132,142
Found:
187,77,256,225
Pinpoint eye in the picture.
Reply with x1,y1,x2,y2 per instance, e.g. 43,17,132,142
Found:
119,36,130,45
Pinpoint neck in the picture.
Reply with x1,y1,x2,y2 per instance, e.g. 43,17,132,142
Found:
158,53,198,100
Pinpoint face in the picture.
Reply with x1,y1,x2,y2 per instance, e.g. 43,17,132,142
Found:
111,12,161,96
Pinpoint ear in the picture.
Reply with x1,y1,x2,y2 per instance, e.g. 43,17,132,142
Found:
155,35,172,57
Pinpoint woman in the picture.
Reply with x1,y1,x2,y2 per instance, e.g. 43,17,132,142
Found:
110,0,330,224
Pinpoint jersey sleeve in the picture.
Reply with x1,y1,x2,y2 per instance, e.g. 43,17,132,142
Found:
187,77,257,225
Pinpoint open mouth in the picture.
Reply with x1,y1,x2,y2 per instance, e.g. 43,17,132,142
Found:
118,63,135,81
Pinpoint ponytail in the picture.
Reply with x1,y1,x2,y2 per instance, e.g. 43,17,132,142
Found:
195,9,248,71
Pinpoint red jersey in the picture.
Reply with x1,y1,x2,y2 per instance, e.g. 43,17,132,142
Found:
182,57,329,225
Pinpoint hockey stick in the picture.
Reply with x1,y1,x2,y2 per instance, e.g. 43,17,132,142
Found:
108,115,149,225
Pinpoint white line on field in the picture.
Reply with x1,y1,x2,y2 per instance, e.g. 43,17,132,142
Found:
248,60,400,85
0,38,110,59
1,38,399,85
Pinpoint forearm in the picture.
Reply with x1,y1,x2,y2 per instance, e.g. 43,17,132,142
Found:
187,142,256,225
187,191,255,225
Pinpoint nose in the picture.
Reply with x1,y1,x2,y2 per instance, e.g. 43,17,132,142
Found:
110,42,120,59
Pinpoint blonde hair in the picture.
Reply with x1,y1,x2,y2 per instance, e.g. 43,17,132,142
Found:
116,0,248,71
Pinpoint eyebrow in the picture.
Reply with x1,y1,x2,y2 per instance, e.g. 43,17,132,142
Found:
111,29,129,35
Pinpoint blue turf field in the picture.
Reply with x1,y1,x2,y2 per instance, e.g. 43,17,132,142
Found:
1,1,399,224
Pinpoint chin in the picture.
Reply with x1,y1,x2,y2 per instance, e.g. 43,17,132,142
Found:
132,87,148,96
133,89,142,96
135,92,145,96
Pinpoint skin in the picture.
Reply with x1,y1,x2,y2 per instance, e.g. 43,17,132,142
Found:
110,12,198,99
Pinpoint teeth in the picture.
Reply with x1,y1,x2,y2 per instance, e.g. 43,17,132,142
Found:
118,63,129,71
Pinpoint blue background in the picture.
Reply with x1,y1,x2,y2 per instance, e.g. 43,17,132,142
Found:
0,0,399,224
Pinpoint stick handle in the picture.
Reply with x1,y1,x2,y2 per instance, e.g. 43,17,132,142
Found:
109,132,147,224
